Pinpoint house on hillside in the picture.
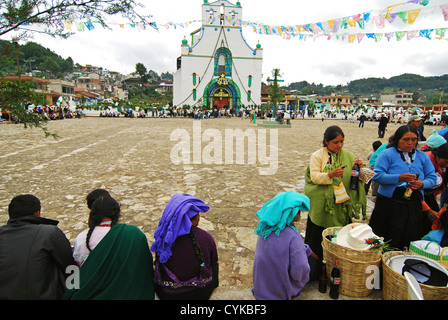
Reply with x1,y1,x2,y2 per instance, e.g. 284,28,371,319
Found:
380,90,413,107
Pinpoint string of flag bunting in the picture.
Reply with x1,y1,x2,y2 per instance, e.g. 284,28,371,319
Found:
30,0,448,42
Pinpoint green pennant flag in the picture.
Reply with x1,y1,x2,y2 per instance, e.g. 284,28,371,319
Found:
435,28,447,37
356,19,366,29
395,31,406,41
374,33,383,42
396,11,408,23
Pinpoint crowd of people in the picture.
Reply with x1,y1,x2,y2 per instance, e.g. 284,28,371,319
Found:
1,104,84,122
1,117,448,301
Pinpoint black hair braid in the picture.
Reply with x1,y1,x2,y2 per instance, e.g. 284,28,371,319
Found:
85,196,120,252
188,228,206,279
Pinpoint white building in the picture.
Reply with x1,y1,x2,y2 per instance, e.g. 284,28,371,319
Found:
380,90,413,107
173,0,263,111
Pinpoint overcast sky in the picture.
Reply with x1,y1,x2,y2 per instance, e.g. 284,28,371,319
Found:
3,0,448,86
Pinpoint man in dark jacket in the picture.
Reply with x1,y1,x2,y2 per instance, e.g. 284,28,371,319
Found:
378,113,389,138
0,194,75,299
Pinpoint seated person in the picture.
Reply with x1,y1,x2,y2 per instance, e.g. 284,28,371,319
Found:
0,194,74,299
252,191,313,300
151,194,219,300
64,195,155,300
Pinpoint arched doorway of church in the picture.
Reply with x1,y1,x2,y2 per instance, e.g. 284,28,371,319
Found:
211,87,232,109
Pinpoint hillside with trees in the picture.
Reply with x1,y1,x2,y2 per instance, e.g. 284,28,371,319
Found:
284,73,448,105
0,40,75,78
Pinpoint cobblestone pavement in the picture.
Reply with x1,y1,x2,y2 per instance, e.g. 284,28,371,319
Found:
1,116,387,299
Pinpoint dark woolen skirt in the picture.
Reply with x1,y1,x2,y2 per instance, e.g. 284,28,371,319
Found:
369,187,431,250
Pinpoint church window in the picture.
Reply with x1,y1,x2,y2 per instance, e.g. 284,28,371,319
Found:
247,90,252,102
220,4,225,25
214,47,232,77
193,73,197,85
193,89,197,100
208,8,215,24
248,75,253,87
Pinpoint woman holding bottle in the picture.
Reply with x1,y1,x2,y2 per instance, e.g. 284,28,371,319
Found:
369,125,437,250
304,125,367,278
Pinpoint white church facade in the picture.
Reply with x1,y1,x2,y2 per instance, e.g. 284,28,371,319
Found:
173,0,263,111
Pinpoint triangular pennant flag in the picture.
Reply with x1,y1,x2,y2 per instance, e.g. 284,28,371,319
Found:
386,13,398,24
348,33,356,43
84,22,95,30
419,0,429,6
357,19,366,29
441,4,448,21
406,30,418,40
408,9,421,24
357,33,365,43
366,33,375,39
419,29,433,39
316,22,325,32
328,20,335,30
395,30,406,41
435,27,447,38
64,21,73,30
385,4,401,19
333,19,340,32
75,21,85,31
341,17,349,29
396,11,408,23
374,15,385,28
363,12,372,23
374,33,383,42
385,32,394,41
352,14,362,21
347,19,357,28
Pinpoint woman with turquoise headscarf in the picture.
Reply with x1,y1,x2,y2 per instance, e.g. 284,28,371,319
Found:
252,191,313,300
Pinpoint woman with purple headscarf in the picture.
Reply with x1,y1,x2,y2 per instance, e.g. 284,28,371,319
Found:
151,194,219,300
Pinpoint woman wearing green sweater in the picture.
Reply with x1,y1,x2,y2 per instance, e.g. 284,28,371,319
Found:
304,125,367,279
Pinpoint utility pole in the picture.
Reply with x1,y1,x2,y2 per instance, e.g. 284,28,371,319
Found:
24,58,35,79
13,38,21,79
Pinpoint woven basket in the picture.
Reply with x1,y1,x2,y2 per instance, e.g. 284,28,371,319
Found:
321,226,382,297
409,242,448,269
382,250,448,300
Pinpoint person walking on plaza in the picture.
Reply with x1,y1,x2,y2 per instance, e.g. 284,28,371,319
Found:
358,113,366,128
408,115,426,142
378,113,388,138
0,194,75,299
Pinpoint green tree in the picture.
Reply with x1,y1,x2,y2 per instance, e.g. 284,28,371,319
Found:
135,62,148,84
0,79,59,139
1,0,152,138
267,68,285,111
1,0,153,39
39,57,61,78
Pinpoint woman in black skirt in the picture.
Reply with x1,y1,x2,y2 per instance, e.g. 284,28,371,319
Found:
369,125,438,250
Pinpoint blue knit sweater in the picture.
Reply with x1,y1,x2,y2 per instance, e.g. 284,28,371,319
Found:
372,147,437,198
